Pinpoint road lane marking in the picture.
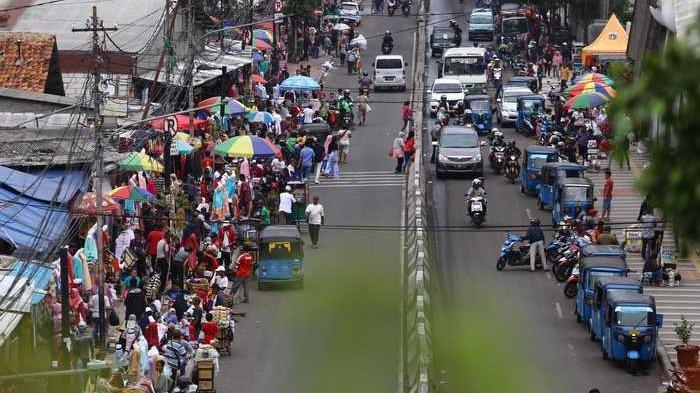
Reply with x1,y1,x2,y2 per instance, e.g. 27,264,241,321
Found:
555,302,563,319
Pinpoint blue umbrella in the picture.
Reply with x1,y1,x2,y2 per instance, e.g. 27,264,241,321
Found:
174,140,194,154
253,29,273,42
279,75,321,92
247,111,275,123
226,99,248,115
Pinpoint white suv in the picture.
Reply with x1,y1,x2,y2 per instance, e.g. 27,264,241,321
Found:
428,78,464,117
373,55,407,91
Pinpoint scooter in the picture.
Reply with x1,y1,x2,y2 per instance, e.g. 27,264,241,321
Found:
401,0,410,16
563,265,579,298
490,146,506,174
497,233,543,270
387,0,397,15
382,41,393,54
467,196,486,227
504,155,520,184
551,243,580,282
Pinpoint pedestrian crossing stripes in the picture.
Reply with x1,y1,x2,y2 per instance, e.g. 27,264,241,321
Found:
585,150,698,361
310,171,405,188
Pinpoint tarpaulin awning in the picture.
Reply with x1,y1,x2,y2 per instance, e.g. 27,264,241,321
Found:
581,14,629,66
0,166,84,204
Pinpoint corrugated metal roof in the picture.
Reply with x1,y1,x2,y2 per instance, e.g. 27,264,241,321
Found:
0,311,24,348
9,260,54,305
0,274,32,314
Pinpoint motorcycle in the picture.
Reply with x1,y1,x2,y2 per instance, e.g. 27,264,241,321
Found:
382,41,393,54
522,115,537,137
551,243,580,282
497,233,543,270
489,146,506,174
504,155,520,184
467,196,486,227
563,265,579,298
387,0,397,15
401,0,410,16
342,111,354,129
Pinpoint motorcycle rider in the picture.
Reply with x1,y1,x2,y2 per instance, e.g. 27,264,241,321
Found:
382,30,394,50
387,0,397,14
438,95,449,112
487,128,505,146
449,20,462,46
465,178,487,219
523,218,546,271
436,107,449,125
358,72,371,96
491,57,504,96
504,140,521,161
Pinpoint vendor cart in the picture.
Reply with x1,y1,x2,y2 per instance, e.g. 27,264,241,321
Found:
287,181,309,229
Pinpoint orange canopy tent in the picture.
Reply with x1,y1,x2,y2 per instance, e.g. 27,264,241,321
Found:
581,14,629,66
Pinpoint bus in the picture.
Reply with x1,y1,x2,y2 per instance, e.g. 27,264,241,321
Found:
438,47,487,92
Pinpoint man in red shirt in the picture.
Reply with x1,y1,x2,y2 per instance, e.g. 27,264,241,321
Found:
231,252,253,303
602,169,614,220
146,226,165,259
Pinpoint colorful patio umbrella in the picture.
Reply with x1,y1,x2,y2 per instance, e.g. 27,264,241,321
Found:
214,135,282,158
174,132,203,148
71,192,122,215
109,185,158,202
254,39,272,51
573,72,615,86
246,111,275,123
280,75,321,92
252,74,267,84
119,152,164,173
195,97,248,115
563,92,611,109
150,115,207,132
564,82,616,98
253,29,273,42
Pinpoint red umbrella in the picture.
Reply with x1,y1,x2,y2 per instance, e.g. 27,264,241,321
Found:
150,115,207,132
252,74,267,84
71,192,122,215
255,39,272,51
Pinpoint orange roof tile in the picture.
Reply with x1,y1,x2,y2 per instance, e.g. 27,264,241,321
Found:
0,32,57,93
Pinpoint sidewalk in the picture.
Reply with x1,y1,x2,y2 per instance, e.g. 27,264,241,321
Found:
587,148,700,363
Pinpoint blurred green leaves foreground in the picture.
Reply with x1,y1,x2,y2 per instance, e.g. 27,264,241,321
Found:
608,13,700,244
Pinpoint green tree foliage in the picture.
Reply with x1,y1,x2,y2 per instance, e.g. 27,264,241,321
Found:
610,0,633,23
608,14,700,243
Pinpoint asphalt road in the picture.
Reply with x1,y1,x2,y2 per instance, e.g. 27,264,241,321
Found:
426,1,660,392
216,7,414,392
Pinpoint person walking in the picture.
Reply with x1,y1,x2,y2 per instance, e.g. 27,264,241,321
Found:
338,128,351,163
299,142,315,181
525,218,546,271
403,130,415,172
640,211,658,265
401,101,413,131
324,145,340,179
601,169,613,220
278,185,296,224
305,196,325,248
231,251,253,303
391,132,405,174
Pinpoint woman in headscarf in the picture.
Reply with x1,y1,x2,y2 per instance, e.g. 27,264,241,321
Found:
68,288,86,326
120,314,143,354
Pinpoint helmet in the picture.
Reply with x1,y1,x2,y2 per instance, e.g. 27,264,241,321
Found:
362,72,368,76
530,218,541,226
493,131,504,139
491,127,499,133
449,19,456,25
440,95,447,100
472,178,482,188
385,30,391,35
344,89,350,95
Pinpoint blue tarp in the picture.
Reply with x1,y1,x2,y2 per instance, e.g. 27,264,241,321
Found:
0,166,84,204
8,261,53,304
0,168,87,254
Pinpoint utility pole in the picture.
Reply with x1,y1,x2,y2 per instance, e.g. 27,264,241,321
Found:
72,6,117,349
220,65,227,118
187,0,195,135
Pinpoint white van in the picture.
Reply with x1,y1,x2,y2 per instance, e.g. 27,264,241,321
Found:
438,47,487,92
373,55,407,91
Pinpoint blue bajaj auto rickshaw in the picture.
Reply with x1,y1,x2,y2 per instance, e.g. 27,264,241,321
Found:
521,146,558,195
583,244,627,260
591,277,643,341
551,178,595,226
576,256,628,327
601,292,662,371
538,162,584,210
464,94,493,134
257,226,305,290
515,95,545,136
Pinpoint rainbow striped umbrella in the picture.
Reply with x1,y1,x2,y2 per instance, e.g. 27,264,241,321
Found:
214,135,282,158
563,92,611,110
564,82,616,98
174,132,203,149
119,152,164,173
109,185,157,202
253,29,273,42
573,72,614,86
